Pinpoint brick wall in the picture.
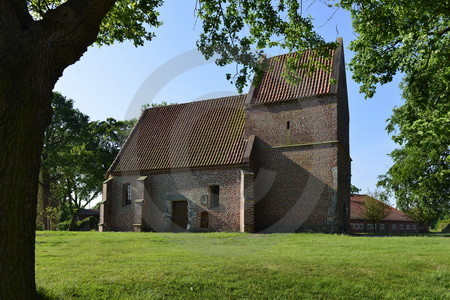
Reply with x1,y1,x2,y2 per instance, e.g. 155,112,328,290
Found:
245,95,347,233
107,174,140,231
336,43,351,232
106,167,243,232
245,95,338,146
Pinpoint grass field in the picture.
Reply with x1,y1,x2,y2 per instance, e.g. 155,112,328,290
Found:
36,232,449,299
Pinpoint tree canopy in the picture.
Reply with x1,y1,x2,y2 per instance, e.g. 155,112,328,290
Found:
39,93,135,230
341,0,450,221
360,195,391,230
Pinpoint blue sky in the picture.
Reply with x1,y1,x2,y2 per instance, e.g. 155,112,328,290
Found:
55,1,404,203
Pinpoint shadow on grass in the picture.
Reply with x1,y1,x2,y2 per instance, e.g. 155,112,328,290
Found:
38,289,57,300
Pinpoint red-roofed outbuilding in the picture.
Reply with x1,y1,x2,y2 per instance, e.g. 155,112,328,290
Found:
350,194,427,233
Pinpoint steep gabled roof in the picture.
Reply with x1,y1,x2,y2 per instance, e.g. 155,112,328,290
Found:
249,47,338,106
109,95,248,173
350,194,414,222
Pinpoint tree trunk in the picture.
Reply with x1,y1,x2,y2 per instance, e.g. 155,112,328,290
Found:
69,214,79,231
0,74,53,298
0,0,118,297
37,169,52,230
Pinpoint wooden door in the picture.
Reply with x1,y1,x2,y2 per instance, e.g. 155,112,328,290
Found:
172,201,188,232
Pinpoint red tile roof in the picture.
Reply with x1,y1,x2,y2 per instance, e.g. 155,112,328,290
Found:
350,194,414,221
109,43,343,173
109,95,248,173
250,49,336,106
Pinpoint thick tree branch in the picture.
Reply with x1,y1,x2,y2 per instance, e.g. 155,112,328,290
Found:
428,26,450,37
0,0,33,34
7,0,34,28
29,0,118,82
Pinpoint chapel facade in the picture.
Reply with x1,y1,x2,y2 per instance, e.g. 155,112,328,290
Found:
99,39,351,233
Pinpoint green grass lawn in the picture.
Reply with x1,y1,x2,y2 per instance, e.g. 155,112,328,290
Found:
36,232,449,300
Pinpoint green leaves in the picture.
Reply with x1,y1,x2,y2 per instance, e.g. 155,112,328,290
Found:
42,93,135,223
28,0,163,47
343,0,450,98
96,0,163,47
360,195,391,224
195,0,336,92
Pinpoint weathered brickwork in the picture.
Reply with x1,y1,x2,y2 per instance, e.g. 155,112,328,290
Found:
251,143,341,232
245,95,338,147
105,167,244,232
244,94,349,233
240,169,255,232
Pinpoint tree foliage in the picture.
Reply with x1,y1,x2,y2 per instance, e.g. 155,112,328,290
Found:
341,0,449,98
41,93,135,230
341,0,450,220
350,184,361,194
196,0,337,91
360,196,391,229
27,0,164,46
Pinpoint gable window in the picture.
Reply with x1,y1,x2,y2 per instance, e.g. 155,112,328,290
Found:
209,185,220,208
123,183,132,206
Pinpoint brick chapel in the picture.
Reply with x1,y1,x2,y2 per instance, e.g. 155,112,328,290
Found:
99,39,351,233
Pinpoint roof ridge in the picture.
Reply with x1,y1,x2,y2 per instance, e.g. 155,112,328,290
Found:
143,94,246,112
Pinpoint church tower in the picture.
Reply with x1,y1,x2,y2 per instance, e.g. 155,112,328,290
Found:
244,38,350,233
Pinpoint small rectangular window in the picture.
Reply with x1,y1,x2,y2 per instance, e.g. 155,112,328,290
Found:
413,225,417,230
209,185,220,208
367,224,372,230
406,225,410,230
392,224,396,230
123,183,132,206
400,224,403,230
359,224,364,229
200,212,209,228
380,224,385,230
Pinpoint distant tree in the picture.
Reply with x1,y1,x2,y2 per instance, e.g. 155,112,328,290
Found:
38,93,90,230
361,195,391,233
38,93,135,231
141,101,177,111
350,185,361,194
405,207,435,228
54,118,135,230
